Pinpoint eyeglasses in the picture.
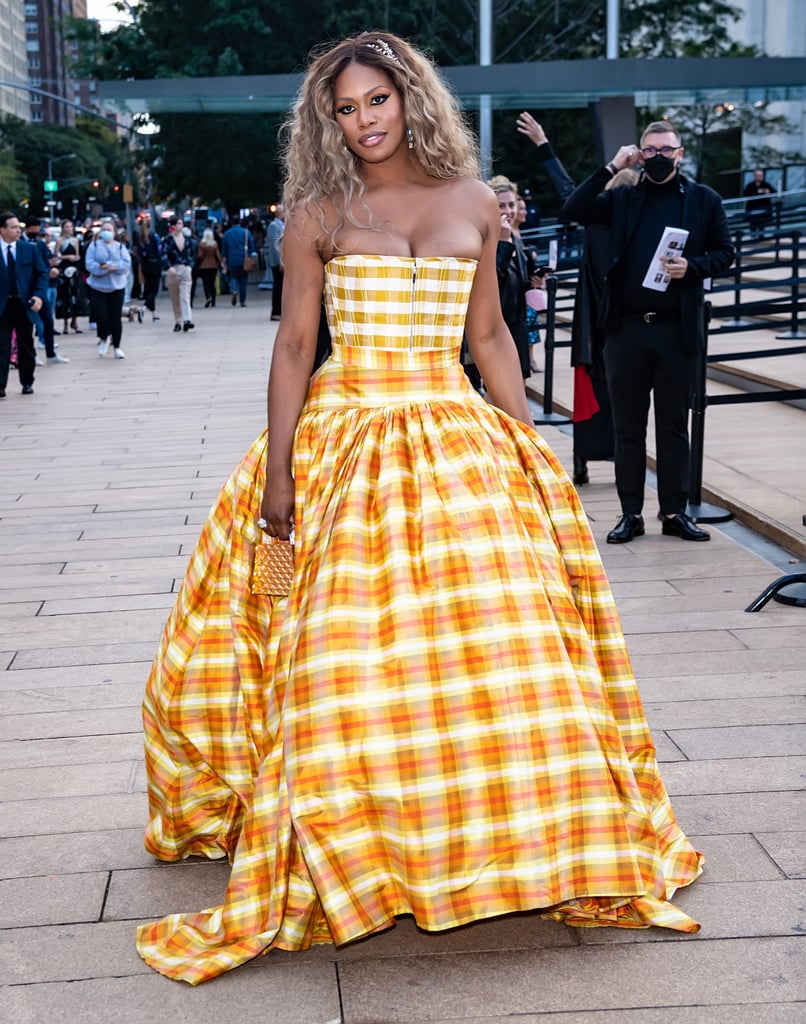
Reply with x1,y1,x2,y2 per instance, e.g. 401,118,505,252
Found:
640,145,680,158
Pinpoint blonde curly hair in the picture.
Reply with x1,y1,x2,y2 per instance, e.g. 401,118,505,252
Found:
282,31,480,241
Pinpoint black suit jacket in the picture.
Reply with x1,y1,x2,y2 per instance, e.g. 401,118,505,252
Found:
561,168,735,353
0,240,49,320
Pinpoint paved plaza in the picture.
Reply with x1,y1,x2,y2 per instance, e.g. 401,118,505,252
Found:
1,288,804,1022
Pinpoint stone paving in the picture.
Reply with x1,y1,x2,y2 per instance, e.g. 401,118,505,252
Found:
1,290,804,1023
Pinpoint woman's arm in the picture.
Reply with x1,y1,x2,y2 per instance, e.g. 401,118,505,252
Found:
260,210,326,538
84,242,106,276
464,191,533,427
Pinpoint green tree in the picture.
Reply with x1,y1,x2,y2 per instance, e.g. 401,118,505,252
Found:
0,150,30,210
0,115,132,217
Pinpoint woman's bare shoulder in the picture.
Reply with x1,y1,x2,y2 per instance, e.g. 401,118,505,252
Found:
447,177,497,203
284,205,332,261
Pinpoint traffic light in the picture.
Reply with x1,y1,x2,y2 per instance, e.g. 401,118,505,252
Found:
113,184,120,193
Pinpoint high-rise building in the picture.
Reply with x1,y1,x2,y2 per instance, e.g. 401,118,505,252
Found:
0,0,31,119
25,0,100,125
731,0,806,187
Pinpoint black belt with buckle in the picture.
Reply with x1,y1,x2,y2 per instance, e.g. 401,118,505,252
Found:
629,311,680,325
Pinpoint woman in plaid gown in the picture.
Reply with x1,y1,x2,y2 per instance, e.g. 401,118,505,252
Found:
138,32,703,983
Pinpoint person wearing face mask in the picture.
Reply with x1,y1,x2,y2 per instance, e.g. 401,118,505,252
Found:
85,219,132,359
163,216,196,332
561,121,734,544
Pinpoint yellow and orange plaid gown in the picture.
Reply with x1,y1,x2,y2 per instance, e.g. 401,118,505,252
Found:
138,255,702,983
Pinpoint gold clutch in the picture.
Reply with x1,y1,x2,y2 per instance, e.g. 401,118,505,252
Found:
251,535,295,596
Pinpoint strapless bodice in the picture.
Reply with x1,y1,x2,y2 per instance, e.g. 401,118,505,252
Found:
324,254,476,353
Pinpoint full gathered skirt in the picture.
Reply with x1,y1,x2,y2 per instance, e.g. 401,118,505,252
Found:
138,345,702,984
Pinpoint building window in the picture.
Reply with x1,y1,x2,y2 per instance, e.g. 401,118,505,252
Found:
25,22,38,35
28,57,40,69
24,3,38,14
30,75,42,87
31,110,43,122
31,93,42,105
26,41,40,52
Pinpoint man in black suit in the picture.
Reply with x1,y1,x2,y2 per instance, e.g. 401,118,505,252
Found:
0,211,49,398
23,215,69,365
561,122,734,543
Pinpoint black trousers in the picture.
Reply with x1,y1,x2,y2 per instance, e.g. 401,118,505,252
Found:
270,264,284,317
89,287,125,348
141,266,162,312
0,298,36,390
199,268,217,304
603,318,695,516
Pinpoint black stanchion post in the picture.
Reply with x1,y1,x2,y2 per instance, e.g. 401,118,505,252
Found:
533,274,570,426
776,229,806,339
686,302,732,524
728,230,749,326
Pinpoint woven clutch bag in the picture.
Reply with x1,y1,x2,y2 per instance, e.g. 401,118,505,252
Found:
251,535,295,596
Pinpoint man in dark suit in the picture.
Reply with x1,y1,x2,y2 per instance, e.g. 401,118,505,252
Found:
0,211,49,398
561,122,734,543
23,215,69,364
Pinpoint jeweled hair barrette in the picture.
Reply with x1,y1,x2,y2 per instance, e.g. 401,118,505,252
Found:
364,38,402,65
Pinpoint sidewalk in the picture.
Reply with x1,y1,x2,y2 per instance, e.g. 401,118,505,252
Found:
1,291,804,1023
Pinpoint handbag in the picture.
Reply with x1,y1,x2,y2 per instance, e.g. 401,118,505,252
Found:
251,532,295,596
243,231,256,273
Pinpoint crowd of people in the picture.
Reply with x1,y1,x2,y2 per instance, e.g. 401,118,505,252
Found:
1,209,278,395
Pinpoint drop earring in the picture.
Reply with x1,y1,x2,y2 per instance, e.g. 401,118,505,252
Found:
407,127,414,151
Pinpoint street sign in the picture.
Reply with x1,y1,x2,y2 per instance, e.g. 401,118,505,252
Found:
43,179,58,193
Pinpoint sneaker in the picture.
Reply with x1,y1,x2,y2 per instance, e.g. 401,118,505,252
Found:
35,355,43,366
47,353,70,364
37,339,46,349
113,348,125,359
98,339,110,357
152,315,160,322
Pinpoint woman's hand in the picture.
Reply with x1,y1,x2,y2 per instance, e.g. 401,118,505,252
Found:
260,470,295,539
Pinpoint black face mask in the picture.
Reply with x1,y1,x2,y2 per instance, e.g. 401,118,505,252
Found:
643,155,677,183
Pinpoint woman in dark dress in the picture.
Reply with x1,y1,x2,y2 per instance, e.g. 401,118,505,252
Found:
56,220,85,333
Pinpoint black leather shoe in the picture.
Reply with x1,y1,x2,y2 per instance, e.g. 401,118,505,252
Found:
183,321,195,331
661,513,710,541
231,294,237,306
21,384,34,395
572,456,589,485
607,513,645,544
173,323,182,332
0,387,6,399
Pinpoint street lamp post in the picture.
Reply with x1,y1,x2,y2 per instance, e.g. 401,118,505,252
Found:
45,152,77,220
